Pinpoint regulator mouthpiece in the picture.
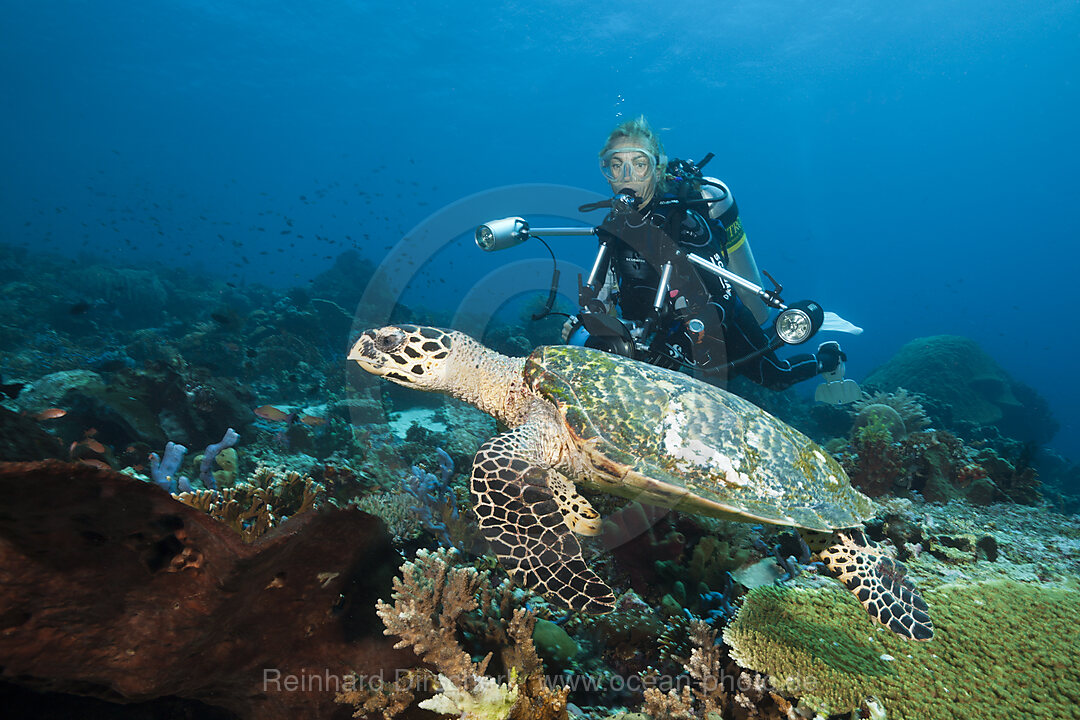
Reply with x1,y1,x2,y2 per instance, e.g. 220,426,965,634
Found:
611,189,639,217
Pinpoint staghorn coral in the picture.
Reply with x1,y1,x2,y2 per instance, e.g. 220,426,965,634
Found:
375,548,490,684
339,548,569,720
335,669,426,720
354,489,426,545
723,579,1080,718
642,621,729,719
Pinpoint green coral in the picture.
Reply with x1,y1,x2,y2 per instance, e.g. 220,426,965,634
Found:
687,535,752,586
723,580,1080,718
532,619,579,665
854,412,897,445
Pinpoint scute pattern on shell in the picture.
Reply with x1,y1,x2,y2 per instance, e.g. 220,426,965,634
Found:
525,345,876,531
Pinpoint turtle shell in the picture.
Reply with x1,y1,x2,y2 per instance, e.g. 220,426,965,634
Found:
524,345,875,531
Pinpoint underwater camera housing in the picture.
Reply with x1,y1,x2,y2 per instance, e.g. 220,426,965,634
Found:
567,305,637,358
475,212,825,371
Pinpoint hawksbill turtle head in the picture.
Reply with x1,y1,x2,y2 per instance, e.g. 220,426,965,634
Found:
348,325,457,390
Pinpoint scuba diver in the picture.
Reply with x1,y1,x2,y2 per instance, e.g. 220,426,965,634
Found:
563,115,853,397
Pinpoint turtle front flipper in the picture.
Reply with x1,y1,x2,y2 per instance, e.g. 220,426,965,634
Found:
471,429,615,614
818,529,934,641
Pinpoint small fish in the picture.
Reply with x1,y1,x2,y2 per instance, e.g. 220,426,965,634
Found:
82,439,107,454
34,408,67,420
253,405,292,422
69,301,92,315
78,459,112,471
298,414,327,427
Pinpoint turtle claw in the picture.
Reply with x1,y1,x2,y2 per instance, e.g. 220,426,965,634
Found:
547,472,602,536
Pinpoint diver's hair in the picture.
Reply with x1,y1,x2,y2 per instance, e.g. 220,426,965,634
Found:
599,115,670,192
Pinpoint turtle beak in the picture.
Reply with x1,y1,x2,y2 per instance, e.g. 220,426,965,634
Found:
348,331,385,371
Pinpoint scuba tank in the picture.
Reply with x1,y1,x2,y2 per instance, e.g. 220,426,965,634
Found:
699,177,770,325
666,155,771,326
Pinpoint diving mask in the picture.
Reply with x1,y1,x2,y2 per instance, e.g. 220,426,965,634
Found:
600,147,658,183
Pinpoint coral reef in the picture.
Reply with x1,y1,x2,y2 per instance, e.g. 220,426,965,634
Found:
850,388,931,440
836,426,1042,506
2,245,1077,720
863,334,1057,444
338,548,569,720
175,464,326,542
723,578,1080,718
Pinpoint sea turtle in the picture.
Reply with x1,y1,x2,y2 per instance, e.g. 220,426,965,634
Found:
349,325,933,640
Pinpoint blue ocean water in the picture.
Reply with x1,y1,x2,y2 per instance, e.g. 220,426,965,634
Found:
2,0,1078,459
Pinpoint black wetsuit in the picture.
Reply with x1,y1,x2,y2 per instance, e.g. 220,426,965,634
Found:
590,192,821,391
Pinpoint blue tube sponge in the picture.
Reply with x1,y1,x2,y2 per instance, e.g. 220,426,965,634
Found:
200,428,239,490
150,441,189,493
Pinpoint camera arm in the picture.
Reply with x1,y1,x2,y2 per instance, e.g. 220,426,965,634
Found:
476,216,823,345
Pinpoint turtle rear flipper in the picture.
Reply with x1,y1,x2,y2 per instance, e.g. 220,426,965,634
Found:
819,530,934,641
471,429,615,614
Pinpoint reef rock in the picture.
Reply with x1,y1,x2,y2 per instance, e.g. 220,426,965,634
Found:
0,407,65,462
0,461,415,720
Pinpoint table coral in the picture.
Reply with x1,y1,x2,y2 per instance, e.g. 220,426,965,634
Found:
723,579,1080,718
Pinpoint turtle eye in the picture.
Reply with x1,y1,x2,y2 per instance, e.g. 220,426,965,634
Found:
376,328,407,353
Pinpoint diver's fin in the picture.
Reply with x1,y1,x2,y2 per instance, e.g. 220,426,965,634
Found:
821,312,863,335
815,361,862,405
